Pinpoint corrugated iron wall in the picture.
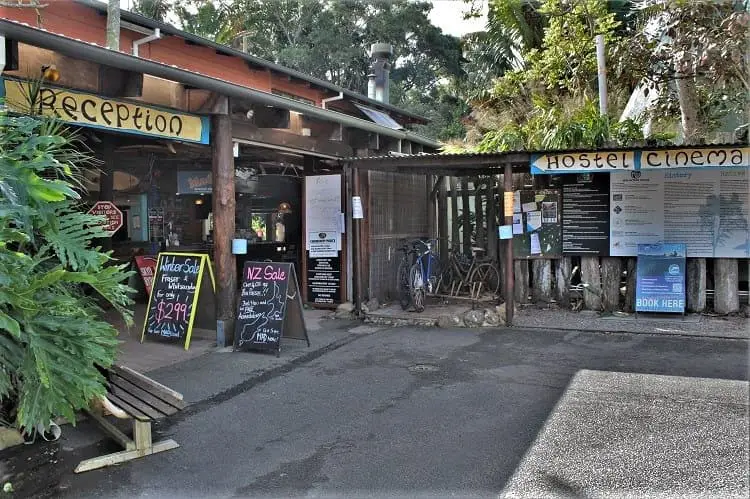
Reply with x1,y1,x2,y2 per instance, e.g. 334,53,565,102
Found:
367,171,430,301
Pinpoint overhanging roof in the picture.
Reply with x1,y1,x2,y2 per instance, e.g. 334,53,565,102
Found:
0,19,441,149
75,0,428,123
343,151,531,176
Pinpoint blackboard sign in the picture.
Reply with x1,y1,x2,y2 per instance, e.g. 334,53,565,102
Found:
307,256,341,305
141,252,215,350
562,174,611,255
636,243,686,314
235,261,309,355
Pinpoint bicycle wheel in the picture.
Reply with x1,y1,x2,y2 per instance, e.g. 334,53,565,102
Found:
397,259,412,310
409,262,426,313
469,262,501,298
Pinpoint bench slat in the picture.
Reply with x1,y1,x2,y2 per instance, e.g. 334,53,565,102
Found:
105,392,151,421
110,365,185,408
109,374,181,416
107,387,164,420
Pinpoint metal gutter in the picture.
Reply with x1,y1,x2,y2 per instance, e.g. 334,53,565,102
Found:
0,20,441,149
73,0,429,123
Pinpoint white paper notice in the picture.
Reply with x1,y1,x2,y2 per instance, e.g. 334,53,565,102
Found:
526,211,542,232
352,196,364,219
308,231,339,258
305,175,342,250
522,201,538,213
513,213,524,234
530,233,542,255
513,191,521,213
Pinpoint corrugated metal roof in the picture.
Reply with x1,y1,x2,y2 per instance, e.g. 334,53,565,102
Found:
344,141,747,162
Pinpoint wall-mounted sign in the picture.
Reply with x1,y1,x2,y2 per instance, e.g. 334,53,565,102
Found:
561,174,610,255
87,201,123,235
1,77,209,144
308,231,338,258
177,171,213,194
531,147,749,174
610,169,750,258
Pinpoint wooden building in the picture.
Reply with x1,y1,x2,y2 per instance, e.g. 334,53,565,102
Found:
0,0,439,345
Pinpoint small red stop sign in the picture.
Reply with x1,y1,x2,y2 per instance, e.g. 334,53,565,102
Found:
87,201,124,235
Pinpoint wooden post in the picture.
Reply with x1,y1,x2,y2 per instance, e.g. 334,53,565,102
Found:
532,259,553,303
211,109,236,347
449,177,459,250
438,177,448,260
581,256,602,311
461,178,471,254
714,259,739,314
555,257,572,308
503,164,514,324
352,166,362,315
624,257,637,312
98,141,115,253
686,258,707,312
601,257,623,312
427,175,436,239
474,177,484,250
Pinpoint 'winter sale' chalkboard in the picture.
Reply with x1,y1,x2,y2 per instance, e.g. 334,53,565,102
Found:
141,252,215,350
234,262,309,355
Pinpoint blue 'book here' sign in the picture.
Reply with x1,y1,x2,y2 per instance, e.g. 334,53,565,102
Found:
635,243,686,313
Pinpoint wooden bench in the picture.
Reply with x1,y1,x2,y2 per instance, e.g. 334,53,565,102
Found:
75,365,186,473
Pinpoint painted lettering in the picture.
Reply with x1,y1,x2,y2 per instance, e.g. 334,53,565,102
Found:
155,114,167,133
61,95,78,121
116,103,130,128
606,153,618,168
100,101,114,125
80,99,97,122
132,107,143,129
645,152,660,167
674,151,689,166
706,150,727,165
561,155,575,168
594,153,604,169
264,265,287,281
578,153,590,168
730,149,743,165
170,115,183,136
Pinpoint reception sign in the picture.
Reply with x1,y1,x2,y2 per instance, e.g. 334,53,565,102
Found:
1,77,209,144
635,243,686,314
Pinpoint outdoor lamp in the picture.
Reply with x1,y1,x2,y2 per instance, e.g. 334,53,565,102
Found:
41,64,60,82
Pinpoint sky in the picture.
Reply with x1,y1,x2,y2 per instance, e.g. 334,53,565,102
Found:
428,0,488,37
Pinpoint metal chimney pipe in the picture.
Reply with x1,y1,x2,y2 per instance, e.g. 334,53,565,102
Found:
369,43,393,104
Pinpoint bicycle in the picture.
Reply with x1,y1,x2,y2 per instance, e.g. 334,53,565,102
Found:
438,244,500,301
396,242,417,310
408,239,440,313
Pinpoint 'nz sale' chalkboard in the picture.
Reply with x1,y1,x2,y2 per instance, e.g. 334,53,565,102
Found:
141,252,215,350
235,262,309,355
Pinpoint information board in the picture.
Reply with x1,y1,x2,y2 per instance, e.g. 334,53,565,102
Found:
141,252,215,350
307,256,341,305
235,261,309,355
636,243,686,314
610,169,750,257
562,174,610,254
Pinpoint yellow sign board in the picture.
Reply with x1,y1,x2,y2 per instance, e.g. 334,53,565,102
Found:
1,77,209,144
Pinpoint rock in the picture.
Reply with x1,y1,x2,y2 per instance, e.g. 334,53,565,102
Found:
743,304,750,318
0,427,24,451
483,308,501,326
365,297,379,312
463,309,485,327
437,314,464,328
337,302,355,313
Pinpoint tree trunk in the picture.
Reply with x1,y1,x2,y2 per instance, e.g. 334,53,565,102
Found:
532,259,553,303
601,257,623,312
449,177,459,250
624,258,637,312
580,256,602,311
555,257,572,308
514,260,529,304
686,258,706,312
106,0,120,51
474,178,484,251
461,178,471,255
713,259,739,314
674,51,700,143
